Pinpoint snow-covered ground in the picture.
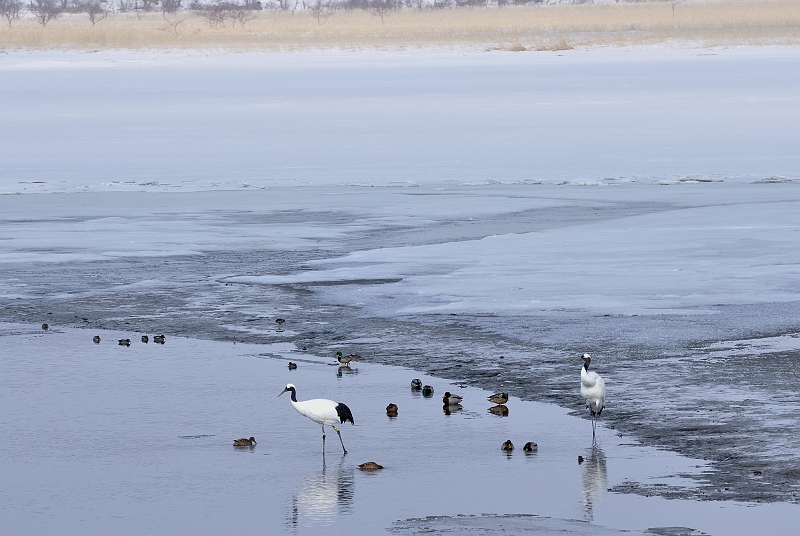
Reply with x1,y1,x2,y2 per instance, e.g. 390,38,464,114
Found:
1,47,800,532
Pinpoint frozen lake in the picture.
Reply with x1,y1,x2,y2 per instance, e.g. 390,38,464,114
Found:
1,47,800,532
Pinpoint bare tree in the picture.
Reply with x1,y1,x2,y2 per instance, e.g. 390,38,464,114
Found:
266,0,292,9
138,0,158,11
369,0,391,23
192,0,227,26
29,0,61,25
230,1,258,26
161,0,182,13
0,0,24,26
158,0,186,34
671,0,679,19
193,1,258,28
308,0,334,25
80,0,110,24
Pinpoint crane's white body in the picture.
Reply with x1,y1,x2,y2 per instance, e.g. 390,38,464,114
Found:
579,354,606,439
290,397,344,427
279,384,354,454
580,367,605,416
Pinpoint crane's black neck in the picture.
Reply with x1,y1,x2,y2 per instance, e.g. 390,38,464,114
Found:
583,357,591,371
287,386,297,402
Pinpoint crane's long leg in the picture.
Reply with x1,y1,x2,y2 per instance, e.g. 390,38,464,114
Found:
332,426,347,455
320,424,326,452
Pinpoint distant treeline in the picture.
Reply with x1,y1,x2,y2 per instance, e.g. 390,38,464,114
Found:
1,0,666,28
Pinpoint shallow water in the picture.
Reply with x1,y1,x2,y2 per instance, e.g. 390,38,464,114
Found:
1,324,797,535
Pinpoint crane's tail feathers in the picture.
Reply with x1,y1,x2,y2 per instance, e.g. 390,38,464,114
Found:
335,402,355,425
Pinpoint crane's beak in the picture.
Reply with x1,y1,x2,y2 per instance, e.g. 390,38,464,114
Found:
278,388,287,397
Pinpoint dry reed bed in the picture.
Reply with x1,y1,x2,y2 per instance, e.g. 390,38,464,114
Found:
1,1,799,51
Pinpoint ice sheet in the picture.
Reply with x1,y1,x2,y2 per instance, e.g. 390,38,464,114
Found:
1,48,799,193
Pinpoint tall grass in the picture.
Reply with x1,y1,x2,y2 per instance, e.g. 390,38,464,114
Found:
1,1,798,51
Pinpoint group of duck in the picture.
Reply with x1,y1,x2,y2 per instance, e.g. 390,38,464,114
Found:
287,350,360,371
90,334,166,346
406,378,510,418
406,380,538,452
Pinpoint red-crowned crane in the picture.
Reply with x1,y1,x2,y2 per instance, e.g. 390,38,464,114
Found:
279,383,354,454
580,353,605,438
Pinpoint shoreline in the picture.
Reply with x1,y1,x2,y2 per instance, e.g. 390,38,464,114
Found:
1,1,799,52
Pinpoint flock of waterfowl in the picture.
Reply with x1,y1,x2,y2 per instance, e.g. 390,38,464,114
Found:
273,345,605,466
86,334,167,346
71,317,604,470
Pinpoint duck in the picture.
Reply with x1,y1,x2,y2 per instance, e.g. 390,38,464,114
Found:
358,462,383,471
501,440,514,452
41,323,49,330
118,339,131,346
487,392,509,405
523,442,538,453
141,335,149,343
386,403,398,417
442,392,463,406
410,379,422,390
276,318,285,325
421,385,434,397
153,334,166,344
288,362,298,370
93,335,101,344
335,351,360,365
488,404,509,417
233,437,257,447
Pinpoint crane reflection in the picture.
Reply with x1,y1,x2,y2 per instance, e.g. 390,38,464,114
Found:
287,454,354,531
581,444,607,521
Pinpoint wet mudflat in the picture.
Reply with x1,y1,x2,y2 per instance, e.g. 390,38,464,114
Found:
1,324,797,535
2,182,799,505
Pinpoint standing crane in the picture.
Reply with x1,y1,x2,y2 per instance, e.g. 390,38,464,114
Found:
580,353,605,439
279,384,354,454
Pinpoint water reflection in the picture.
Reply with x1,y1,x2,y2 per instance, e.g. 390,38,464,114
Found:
580,444,607,521
488,404,509,417
336,365,358,377
442,404,462,415
288,454,354,531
